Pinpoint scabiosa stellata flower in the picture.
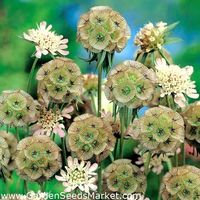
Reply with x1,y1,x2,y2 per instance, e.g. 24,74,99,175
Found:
160,165,200,200
0,131,17,178
182,101,200,154
134,21,178,53
77,6,130,54
127,106,184,153
32,105,73,137
155,58,199,107
23,21,69,58
0,90,38,127
104,60,156,108
67,114,112,160
37,57,83,104
83,74,98,94
56,156,98,193
104,159,146,194
16,135,62,181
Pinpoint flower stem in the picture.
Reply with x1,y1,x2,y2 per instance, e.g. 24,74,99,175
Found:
158,48,170,65
62,137,67,167
27,57,38,93
181,143,185,165
144,151,152,175
97,65,102,117
120,107,125,158
39,182,45,192
90,92,97,115
15,127,20,141
175,152,178,167
166,159,173,171
109,153,114,162
23,180,28,194
97,162,102,194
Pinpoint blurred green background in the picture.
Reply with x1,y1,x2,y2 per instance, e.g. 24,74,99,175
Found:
0,0,200,199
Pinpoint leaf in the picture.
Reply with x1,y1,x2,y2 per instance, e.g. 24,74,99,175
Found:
165,21,179,32
97,51,107,68
165,37,182,44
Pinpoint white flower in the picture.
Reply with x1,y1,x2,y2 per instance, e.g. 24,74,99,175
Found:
55,156,98,193
155,58,199,107
23,21,69,58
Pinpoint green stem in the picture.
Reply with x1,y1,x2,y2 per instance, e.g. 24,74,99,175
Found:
97,65,102,117
109,153,114,162
39,182,45,192
144,152,152,175
62,137,67,167
15,127,20,141
181,143,185,165
120,107,125,158
175,152,178,167
166,159,173,171
90,92,97,115
6,125,9,133
97,162,102,194
27,57,38,93
158,48,170,65
23,180,28,194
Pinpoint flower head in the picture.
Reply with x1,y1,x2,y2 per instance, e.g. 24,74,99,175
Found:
0,131,17,178
127,106,184,153
16,136,62,181
67,114,113,160
77,6,130,53
104,159,146,194
160,165,200,200
23,21,69,58
155,58,199,107
104,60,156,108
56,156,98,193
83,74,98,93
32,106,73,137
0,90,39,127
37,57,83,104
182,101,200,143
135,21,177,52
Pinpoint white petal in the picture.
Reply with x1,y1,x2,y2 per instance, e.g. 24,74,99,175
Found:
89,163,98,173
88,184,97,191
174,93,187,108
67,156,73,168
55,175,66,182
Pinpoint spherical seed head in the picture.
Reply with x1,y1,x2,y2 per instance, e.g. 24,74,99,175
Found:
77,6,130,53
0,131,17,177
127,106,184,153
67,114,113,160
104,159,146,194
0,90,39,127
104,60,156,108
37,57,83,105
16,135,62,181
161,165,200,200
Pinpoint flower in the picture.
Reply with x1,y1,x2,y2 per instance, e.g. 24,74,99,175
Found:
83,74,98,93
160,165,200,200
0,131,17,178
37,57,83,104
32,105,73,137
23,21,69,58
134,21,176,52
67,114,112,160
182,101,200,152
155,58,199,107
104,60,156,108
56,156,98,193
127,106,184,153
16,135,62,181
104,159,146,194
0,90,39,127
77,6,130,53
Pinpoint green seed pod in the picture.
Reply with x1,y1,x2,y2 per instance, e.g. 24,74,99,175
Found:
161,165,200,200
127,106,184,153
104,159,146,194
77,6,130,53
0,90,39,127
104,60,156,108
67,114,113,160
16,135,62,182
37,57,83,105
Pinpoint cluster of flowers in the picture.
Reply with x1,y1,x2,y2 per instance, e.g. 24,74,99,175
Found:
0,5,199,200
